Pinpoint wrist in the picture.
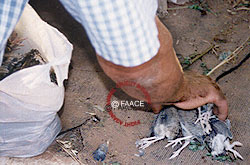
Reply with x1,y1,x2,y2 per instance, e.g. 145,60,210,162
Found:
173,70,214,104
96,17,184,105
171,71,190,102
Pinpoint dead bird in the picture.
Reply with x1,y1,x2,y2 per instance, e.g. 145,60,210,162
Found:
4,31,24,53
205,118,243,160
165,105,210,159
1,31,45,80
1,31,58,84
0,49,46,81
135,106,180,150
92,141,109,162
135,105,210,158
136,104,243,160
0,48,57,84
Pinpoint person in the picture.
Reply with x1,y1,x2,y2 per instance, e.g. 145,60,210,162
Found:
0,0,228,120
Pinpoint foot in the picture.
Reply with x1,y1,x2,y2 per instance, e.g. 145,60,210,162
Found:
225,140,243,160
136,136,165,149
165,135,192,148
169,140,190,159
195,107,213,134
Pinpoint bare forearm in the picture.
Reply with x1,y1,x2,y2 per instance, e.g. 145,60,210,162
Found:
96,17,184,103
96,17,228,120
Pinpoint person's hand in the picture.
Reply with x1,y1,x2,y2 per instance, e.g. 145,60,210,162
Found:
173,71,228,120
96,16,228,121
151,71,228,120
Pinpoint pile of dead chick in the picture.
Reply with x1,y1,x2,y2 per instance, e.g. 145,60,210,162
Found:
135,104,243,161
0,32,57,84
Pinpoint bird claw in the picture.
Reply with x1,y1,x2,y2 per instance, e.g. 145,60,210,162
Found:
136,136,164,149
195,107,213,134
165,136,192,148
169,151,180,160
166,139,182,148
231,141,243,147
227,148,244,160
225,140,244,160
165,136,192,159
168,140,190,159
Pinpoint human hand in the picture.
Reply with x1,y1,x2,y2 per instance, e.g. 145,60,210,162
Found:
173,71,228,121
96,16,228,121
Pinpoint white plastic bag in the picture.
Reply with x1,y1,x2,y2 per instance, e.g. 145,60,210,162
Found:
0,4,73,157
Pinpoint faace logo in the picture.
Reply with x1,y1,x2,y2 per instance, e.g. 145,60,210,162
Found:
105,81,151,127
111,100,145,109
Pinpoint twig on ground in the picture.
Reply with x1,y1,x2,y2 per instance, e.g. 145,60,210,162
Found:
56,140,84,165
233,0,242,8
216,53,250,82
167,6,189,10
235,6,250,11
212,47,219,56
182,44,215,69
57,118,91,137
190,45,215,64
206,37,250,76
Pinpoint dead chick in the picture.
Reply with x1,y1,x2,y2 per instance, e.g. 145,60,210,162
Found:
165,105,209,159
4,31,24,53
0,49,45,81
136,106,180,150
206,118,243,160
135,104,243,161
92,141,109,162
167,104,243,160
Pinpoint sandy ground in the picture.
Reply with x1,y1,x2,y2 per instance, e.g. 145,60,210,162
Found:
0,0,249,164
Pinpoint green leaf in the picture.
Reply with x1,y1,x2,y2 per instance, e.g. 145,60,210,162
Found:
198,145,205,150
206,153,212,156
189,144,198,151
190,141,197,145
111,162,121,165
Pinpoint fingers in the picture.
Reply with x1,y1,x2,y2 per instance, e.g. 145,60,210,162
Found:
213,98,228,121
174,101,228,121
208,86,228,120
173,96,209,110
151,103,162,113
174,89,228,121
173,71,228,120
